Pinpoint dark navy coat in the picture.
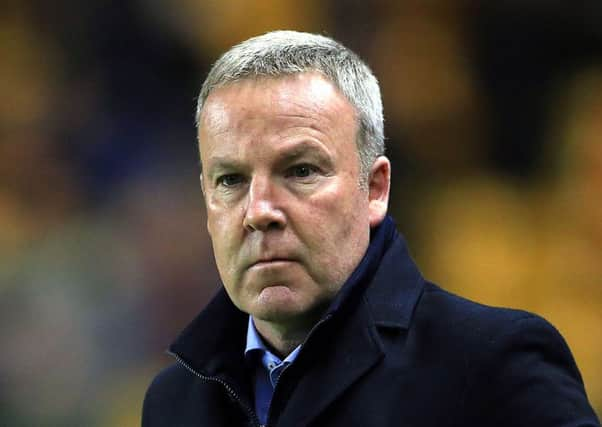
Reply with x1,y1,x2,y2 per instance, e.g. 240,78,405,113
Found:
143,228,599,426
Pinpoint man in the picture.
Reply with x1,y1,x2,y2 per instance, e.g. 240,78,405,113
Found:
143,31,599,426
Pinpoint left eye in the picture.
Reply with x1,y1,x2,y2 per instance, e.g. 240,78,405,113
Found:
288,164,317,178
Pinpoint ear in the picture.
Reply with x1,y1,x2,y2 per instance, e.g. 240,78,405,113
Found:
199,172,206,197
368,156,391,228
199,172,213,236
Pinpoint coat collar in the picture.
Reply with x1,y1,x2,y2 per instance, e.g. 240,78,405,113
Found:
167,286,247,379
364,230,426,330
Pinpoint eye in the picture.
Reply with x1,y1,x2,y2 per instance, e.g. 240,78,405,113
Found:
216,173,244,187
287,164,318,179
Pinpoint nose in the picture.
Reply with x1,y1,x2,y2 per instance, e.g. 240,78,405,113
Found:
243,176,286,232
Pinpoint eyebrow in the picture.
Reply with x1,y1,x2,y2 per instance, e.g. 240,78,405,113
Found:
205,158,246,178
277,142,330,162
205,140,333,177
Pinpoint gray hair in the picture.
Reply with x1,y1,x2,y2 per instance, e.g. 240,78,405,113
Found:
195,30,385,182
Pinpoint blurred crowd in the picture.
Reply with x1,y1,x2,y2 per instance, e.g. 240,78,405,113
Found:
1,0,600,425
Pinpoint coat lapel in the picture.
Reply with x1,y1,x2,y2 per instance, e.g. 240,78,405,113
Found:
273,299,385,427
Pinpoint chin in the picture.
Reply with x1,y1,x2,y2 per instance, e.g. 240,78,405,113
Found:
252,308,302,324
251,293,330,329
252,291,304,320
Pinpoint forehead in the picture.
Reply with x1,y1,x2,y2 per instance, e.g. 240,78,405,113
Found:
197,73,360,173
199,72,357,139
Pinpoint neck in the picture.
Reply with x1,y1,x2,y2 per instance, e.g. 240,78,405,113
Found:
252,316,316,358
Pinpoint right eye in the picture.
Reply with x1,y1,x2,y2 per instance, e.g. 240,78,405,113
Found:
216,174,244,187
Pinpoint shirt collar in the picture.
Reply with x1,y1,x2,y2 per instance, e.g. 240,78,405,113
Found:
245,316,302,368
245,316,266,356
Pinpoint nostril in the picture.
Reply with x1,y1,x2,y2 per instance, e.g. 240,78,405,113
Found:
267,221,282,230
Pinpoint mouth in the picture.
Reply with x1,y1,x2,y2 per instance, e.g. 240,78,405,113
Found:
248,258,296,269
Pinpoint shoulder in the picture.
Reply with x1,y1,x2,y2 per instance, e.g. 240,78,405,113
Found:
415,283,599,425
144,363,192,398
414,281,580,374
416,281,555,345
142,363,196,425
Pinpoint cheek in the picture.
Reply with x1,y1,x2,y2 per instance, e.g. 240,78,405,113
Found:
299,183,370,275
207,198,244,240
314,181,369,232
206,208,237,273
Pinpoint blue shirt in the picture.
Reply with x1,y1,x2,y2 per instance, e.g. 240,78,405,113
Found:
245,316,301,425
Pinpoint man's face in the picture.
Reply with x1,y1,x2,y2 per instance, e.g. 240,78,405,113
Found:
199,72,381,328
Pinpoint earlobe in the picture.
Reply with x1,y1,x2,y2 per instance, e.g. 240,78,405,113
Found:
368,156,391,227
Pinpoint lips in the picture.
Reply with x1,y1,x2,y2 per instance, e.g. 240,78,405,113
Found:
248,257,296,268
251,258,293,267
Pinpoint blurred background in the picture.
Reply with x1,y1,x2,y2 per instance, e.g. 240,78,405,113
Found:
1,0,601,424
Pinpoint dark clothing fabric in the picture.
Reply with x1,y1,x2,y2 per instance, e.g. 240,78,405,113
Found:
143,217,600,427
